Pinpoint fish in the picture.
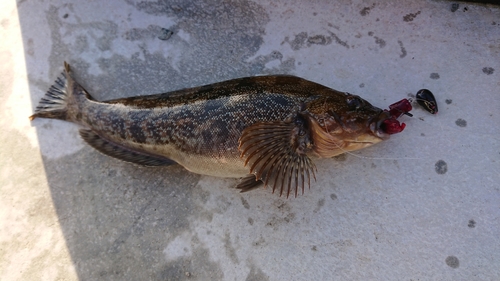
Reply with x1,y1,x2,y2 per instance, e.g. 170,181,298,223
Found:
30,62,405,197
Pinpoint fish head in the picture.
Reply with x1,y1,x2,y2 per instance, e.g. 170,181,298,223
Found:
305,93,392,158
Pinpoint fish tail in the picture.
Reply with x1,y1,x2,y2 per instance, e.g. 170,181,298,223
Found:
29,61,92,122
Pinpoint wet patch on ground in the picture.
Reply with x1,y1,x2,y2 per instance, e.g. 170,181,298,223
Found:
435,160,448,174
284,31,350,50
482,67,494,75
445,256,459,268
398,40,407,58
403,11,421,22
468,219,476,228
455,118,467,127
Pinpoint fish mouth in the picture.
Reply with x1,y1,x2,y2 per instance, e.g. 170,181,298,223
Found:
369,110,392,139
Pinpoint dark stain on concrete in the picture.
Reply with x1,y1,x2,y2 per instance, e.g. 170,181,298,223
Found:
445,256,460,268
328,31,350,49
374,36,386,48
359,83,365,88
287,32,308,50
266,212,295,230
455,118,467,127
26,38,35,56
313,198,325,213
403,11,421,22
248,217,254,225
445,99,452,104
286,32,346,49
224,232,239,264
482,67,495,75
468,219,476,228
241,197,250,209
451,3,460,12
430,73,440,79
252,236,266,247
360,7,371,16
398,40,407,58
330,194,338,200
360,4,375,16
307,35,331,45
214,195,232,213
435,160,448,174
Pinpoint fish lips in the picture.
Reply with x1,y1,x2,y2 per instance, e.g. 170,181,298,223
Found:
369,110,393,139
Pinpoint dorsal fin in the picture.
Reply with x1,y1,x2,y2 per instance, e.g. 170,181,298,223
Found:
79,129,176,166
238,116,316,198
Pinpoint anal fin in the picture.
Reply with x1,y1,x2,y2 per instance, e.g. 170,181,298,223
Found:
79,129,176,166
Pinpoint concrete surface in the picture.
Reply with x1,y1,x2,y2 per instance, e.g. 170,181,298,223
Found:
1,0,499,280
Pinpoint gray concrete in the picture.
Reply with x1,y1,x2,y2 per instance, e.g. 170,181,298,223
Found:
1,0,499,280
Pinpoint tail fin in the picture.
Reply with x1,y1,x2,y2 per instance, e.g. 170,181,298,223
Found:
29,62,89,121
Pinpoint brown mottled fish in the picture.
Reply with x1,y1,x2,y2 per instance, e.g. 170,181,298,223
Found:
30,62,400,197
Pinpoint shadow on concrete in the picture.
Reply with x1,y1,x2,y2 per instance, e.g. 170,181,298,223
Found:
19,0,277,279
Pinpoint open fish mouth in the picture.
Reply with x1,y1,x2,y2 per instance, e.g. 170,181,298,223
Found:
370,98,413,138
369,111,408,139
370,110,393,139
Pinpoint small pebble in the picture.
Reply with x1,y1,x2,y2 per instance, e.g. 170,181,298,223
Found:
158,28,173,40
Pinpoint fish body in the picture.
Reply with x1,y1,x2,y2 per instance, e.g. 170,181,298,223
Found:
31,62,394,197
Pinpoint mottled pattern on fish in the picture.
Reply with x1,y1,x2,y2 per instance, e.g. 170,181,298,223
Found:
81,77,322,177
30,62,393,197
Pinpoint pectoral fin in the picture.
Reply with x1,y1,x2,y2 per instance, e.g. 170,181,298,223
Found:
80,129,176,166
238,117,316,198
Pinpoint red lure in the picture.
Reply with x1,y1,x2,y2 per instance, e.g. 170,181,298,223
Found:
381,98,412,134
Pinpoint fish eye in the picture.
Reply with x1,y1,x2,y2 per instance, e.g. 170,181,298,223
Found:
346,96,363,110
